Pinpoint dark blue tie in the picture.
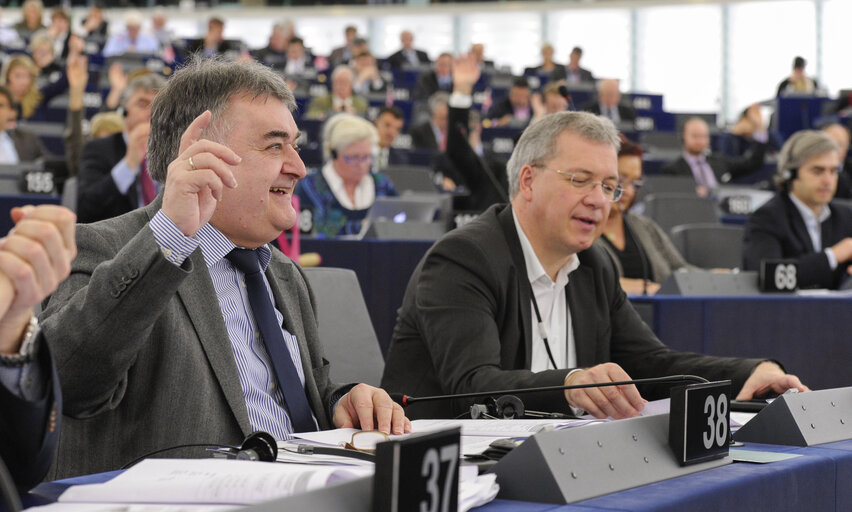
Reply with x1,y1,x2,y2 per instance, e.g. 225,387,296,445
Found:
226,248,316,433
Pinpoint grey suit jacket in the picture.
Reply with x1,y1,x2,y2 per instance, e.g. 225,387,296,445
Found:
9,128,49,161
41,197,346,479
381,204,762,419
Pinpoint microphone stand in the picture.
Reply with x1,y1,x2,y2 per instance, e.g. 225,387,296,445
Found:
394,375,709,420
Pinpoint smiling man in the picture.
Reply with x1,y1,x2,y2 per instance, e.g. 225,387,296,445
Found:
40,58,409,480
743,130,852,289
381,111,807,420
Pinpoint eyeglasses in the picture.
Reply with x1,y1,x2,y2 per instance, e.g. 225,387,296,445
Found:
340,154,374,165
342,430,389,453
618,178,644,190
536,167,623,202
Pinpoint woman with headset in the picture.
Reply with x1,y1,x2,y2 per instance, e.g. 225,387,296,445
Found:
296,113,397,237
596,137,696,295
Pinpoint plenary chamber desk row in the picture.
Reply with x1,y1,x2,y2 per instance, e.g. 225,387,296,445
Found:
301,237,852,393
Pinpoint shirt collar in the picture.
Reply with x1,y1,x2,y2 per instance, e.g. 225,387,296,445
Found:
512,208,578,287
789,191,831,224
320,161,375,210
195,222,272,271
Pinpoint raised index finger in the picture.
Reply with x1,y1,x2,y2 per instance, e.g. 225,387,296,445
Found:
178,110,212,155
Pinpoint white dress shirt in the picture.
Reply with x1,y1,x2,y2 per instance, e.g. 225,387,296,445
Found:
321,161,375,210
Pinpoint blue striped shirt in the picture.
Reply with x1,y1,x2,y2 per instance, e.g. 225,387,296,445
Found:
149,211,317,440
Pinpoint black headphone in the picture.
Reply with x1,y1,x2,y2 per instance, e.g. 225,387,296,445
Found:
120,431,278,469
231,431,277,462
778,132,811,191
330,148,338,159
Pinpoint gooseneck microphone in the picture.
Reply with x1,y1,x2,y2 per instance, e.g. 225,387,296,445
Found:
390,375,709,419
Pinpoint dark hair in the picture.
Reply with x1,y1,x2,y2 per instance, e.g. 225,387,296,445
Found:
618,136,643,158
376,105,404,121
289,36,304,47
209,17,224,26
0,85,13,107
571,46,583,56
512,77,530,89
147,57,295,183
793,56,806,70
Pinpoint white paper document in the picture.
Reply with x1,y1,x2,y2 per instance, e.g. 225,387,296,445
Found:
57,459,371,506
27,504,239,512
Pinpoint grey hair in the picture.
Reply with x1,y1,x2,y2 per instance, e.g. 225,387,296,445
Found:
774,130,839,191
330,65,353,83
119,73,167,111
506,111,621,198
147,57,295,183
322,113,378,160
427,91,449,115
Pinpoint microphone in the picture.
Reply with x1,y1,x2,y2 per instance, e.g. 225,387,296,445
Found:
390,375,709,418
557,85,576,111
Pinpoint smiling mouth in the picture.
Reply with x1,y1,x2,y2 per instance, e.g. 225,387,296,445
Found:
270,186,292,195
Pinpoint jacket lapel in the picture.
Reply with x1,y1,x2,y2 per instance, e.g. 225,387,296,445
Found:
496,206,534,366
566,264,596,367
785,195,816,252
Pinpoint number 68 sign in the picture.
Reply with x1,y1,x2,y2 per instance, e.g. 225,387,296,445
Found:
373,427,461,512
668,381,732,466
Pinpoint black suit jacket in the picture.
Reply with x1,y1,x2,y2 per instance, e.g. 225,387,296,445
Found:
381,204,761,419
413,71,452,101
9,128,49,161
77,132,138,224
409,121,439,151
743,194,852,289
550,66,594,84
386,48,430,69
661,142,767,184
581,101,638,125
0,337,60,491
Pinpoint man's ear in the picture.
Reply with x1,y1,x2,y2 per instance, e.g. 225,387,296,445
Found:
518,164,537,200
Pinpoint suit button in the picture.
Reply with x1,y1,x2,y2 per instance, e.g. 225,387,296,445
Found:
121,276,132,284
128,268,139,278
110,289,121,298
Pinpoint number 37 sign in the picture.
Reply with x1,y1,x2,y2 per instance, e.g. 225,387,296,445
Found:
373,427,461,512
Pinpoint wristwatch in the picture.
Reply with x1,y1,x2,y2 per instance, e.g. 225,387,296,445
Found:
0,315,39,367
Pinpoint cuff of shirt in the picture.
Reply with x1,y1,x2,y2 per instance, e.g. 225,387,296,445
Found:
565,368,586,417
0,336,45,401
149,210,200,266
752,130,769,144
825,247,838,270
111,158,139,195
449,92,473,109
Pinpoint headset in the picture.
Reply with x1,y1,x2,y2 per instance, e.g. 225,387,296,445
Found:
777,131,811,191
120,431,278,470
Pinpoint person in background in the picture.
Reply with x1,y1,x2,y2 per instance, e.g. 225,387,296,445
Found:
374,105,408,170
596,138,695,295
410,91,449,151
296,113,397,237
1,204,76,494
581,78,636,128
251,20,294,70
550,46,594,85
13,0,46,45
777,56,820,97
413,52,453,102
283,37,313,76
185,17,243,59
530,82,570,124
530,43,566,80
328,25,358,69
385,30,430,70
45,7,71,65
0,85,50,164
0,54,41,123
485,77,532,128
352,51,386,95
102,9,160,58
77,73,166,223
80,2,108,42
305,66,368,120
743,130,852,289
821,123,852,199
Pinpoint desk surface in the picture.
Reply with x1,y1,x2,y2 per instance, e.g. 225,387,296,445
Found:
27,439,852,511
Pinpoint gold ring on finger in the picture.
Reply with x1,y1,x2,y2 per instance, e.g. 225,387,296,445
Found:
189,156,197,171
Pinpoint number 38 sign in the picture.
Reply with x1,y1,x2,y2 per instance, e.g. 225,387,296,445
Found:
668,381,731,466
373,427,461,512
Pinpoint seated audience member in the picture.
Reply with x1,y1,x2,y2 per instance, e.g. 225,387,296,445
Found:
1,54,41,122
251,21,293,69
743,130,852,289
723,103,781,157
385,30,430,70
29,31,79,111
282,37,313,75
102,9,160,58
381,110,806,420
305,66,368,120
352,51,386,95
328,25,358,69
41,58,409,480
777,56,820,97
550,46,594,85
45,8,72,65
485,77,532,128
596,138,695,295
80,3,108,42
14,0,46,44
296,113,397,237
821,123,852,199
530,43,566,79
374,105,408,170
77,73,166,223
661,116,767,197
413,52,453,102
531,82,570,124
581,78,636,128
185,17,243,59
410,91,449,151
0,204,76,493
0,85,49,163
470,43,494,70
